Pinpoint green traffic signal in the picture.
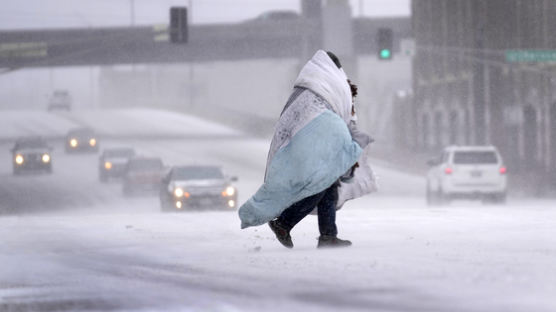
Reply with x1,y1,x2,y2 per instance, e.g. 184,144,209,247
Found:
380,49,392,59
377,28,393,60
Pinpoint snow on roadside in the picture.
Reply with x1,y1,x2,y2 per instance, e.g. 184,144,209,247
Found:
0,110,79,141
64,108,242,138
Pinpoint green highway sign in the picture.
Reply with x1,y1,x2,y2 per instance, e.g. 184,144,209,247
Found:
506,50,556,63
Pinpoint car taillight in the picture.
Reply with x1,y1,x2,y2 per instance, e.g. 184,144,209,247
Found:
444,167,453,175
499,167,507,174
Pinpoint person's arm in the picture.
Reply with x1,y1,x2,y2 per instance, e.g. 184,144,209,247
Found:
348,121,374,149
340,121,373,183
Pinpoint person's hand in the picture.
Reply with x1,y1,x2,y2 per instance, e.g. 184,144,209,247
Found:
340,162,358,183
350,162,359,175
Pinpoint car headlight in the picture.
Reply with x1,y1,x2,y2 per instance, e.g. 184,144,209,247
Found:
42,154,50,163
174,187,184,197
70,138,78,147
223,186,235,197
89,138,96,146
227,200,235,208
15,154,24,165
104,161,112,170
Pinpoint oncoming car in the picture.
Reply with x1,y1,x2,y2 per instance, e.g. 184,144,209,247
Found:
122,157,164,196
159,165,238,212
65,127,98,153
99,147,136,182
11,137,53,175
426,146,507,205
47,90,72,111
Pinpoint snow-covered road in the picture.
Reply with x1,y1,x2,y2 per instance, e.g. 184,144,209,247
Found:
1,109,555,312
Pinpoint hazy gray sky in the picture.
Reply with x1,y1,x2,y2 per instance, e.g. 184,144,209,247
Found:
0,0,410,30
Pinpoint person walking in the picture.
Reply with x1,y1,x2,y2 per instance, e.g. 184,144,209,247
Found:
238,50,374,248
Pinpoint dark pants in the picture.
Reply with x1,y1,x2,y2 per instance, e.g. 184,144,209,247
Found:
277,182,339,236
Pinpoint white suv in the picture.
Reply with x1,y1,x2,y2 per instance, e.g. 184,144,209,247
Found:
426,146,507,205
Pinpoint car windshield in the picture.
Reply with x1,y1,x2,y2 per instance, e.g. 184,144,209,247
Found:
52,93,69,99
129,159,163,171
104,149,135,158
15,138,48,149
453,151,498,164
172,167,224,180
69,129,94,137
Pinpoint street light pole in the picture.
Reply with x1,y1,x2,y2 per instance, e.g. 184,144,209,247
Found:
188,0,194,107
130,0,135,73
130,0,135,26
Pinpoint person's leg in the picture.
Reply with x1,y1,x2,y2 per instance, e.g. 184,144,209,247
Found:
269,188,327,249
277,190,327,230
316,182,339,236
316,181,352,248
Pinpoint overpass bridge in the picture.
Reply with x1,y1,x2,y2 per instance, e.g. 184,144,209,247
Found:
0,17,410,70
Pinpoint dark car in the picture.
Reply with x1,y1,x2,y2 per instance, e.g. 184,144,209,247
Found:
47,90,72,111
65,127,98,153
11,137,52,175
159,165,238,212
122,157,164,196
99,147,136,182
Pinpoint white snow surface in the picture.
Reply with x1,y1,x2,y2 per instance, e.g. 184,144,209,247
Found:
67,108,241,138
0,108,241,141
0,109,555,312
0,110,79,141
1,198,556,312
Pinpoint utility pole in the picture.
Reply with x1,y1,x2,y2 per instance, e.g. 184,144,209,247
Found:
130,0,136,74
130,0,135,26
90,66,95,109
472,0,487,145
188,0,194,107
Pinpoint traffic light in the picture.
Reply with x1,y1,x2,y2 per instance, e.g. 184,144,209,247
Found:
170,7,188,44
377,28,393,60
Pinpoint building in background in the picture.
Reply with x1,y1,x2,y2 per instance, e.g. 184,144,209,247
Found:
411,0,556,190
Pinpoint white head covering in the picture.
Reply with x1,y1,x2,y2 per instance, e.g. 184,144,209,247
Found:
294,50,352,124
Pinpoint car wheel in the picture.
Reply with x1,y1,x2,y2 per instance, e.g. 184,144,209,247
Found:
438,190,449,206
430,190,446,206
426,182,433,205
426,185,433,206
426,183,443,206
496,193,507,204
485,193,506,205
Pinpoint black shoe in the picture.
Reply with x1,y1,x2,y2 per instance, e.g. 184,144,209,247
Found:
317,235,352,248
268,220,293,249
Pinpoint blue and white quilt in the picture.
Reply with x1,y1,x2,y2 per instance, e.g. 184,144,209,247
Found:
239,50,363,229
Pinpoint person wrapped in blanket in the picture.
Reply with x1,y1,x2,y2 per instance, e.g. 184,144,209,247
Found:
238,50,376,249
